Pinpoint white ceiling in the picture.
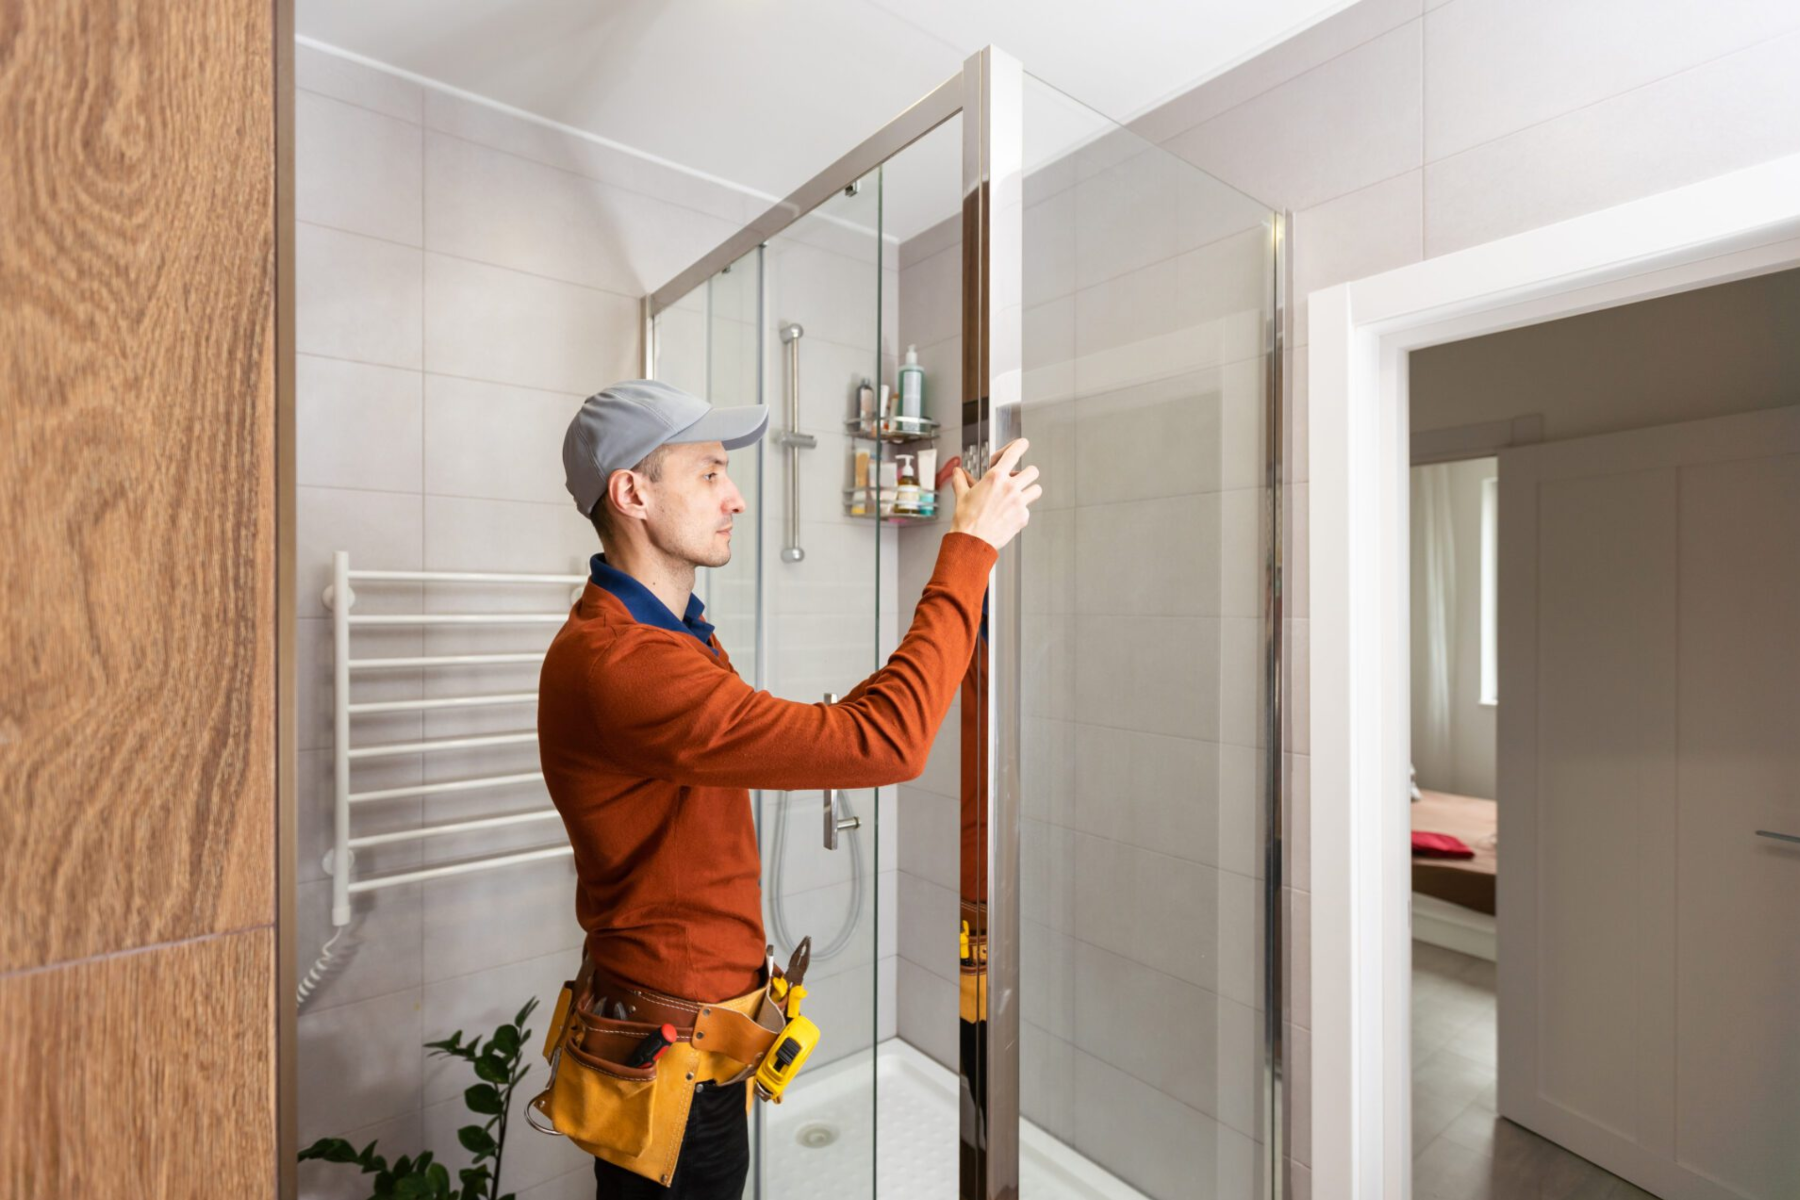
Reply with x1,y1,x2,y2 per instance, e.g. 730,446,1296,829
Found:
297,0,1348,240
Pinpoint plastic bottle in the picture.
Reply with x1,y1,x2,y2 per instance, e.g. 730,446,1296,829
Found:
895,454,920,515
898,345,924,421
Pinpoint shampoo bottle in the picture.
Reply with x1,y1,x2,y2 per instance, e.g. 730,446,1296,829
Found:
895,454,920,515
898,345,924,421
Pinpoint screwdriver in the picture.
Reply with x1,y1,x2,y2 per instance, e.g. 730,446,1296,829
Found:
625,1023,678,1068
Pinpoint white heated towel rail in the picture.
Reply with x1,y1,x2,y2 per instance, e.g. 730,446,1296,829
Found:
323,550,587,926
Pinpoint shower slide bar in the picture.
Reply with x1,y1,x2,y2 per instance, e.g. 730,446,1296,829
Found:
325,550,582,925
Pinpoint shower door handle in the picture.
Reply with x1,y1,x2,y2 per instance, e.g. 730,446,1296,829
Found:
821,692,861,849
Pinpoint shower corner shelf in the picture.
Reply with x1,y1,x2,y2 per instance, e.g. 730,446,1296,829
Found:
844,415,939,444
842,487,941,525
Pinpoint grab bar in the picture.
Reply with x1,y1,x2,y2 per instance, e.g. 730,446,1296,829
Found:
771,323,815,563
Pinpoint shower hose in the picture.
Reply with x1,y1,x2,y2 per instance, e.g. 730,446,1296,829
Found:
766,786,865,963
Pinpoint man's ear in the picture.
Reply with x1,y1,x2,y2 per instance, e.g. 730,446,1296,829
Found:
607,468,649,524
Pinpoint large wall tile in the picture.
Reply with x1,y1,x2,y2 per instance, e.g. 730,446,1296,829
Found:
1074,724,1220,868
1164,22,1423,212
424,375,582,506
298,90,423,245
297,987,424,1145
420,856,584,981
1424,0,1800,160
296,875,423,1014
298,355,423,493
297,42,423,123
296,485,423,618
1132,0,1424,142
420,948,574,1105
424,253,639,395
1292,169,1422,347
298,223,424,369
422,492,596,580
1424,30,1800,256
896,957,958,1071
1071,1047,1228,1200
423,90,752,226
425,132,736,295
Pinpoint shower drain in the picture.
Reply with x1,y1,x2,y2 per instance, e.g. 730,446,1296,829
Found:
794,1122,840,1149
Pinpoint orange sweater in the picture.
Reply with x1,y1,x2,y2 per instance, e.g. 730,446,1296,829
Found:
538,532,997,1001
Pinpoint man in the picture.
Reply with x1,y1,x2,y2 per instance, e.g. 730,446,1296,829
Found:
537,380,1039,1199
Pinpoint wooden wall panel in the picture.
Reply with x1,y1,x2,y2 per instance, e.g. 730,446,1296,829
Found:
0,929,276,1196
0,0,276,972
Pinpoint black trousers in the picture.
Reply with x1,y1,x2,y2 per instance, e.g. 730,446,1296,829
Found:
592,1079,750,1200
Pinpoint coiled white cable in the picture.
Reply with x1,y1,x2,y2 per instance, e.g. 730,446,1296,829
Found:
296,923,360,1010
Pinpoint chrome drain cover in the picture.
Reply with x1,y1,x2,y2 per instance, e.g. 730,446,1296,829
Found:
794,1122,839,1149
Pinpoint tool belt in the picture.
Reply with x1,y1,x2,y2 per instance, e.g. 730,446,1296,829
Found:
527,941,810,1187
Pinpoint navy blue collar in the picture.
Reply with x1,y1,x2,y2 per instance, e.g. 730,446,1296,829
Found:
589,554,717,654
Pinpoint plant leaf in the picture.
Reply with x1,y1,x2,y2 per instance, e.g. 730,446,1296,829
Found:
298,1136,364,1165
473,1053,509,1085
464,1083,504,1115
394,1176,431,1199
514,996,538,1027
426,1161,450,1197
457,1125,497,1156
458,1165,490,1193
492,1024,520,1057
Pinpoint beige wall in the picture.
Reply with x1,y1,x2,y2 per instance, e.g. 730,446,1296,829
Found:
1412,267,1800,440
1125,1,1800,1192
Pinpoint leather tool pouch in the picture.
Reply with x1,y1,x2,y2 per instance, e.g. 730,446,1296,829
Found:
529,974,664,1159
527,942,809,1185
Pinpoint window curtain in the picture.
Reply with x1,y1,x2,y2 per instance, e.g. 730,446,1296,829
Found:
1415,463,1457,783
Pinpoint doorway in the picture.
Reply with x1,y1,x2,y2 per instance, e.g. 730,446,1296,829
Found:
1306,151,1800,1197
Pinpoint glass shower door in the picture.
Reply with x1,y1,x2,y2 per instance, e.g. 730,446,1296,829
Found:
752,169,892,1198
1010,72,1279,1199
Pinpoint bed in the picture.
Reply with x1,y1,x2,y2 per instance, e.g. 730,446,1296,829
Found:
1411,788,1497,961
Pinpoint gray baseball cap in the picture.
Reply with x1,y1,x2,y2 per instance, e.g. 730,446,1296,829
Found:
562,380,769,515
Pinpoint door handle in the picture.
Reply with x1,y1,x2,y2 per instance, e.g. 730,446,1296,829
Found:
821,692,861,850
1754,829,1800,845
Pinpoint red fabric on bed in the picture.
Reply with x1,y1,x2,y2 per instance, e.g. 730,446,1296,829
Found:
1412,830,1476,858
1410,790,1498,915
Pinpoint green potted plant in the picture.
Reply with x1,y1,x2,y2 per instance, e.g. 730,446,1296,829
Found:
300,997,540,1200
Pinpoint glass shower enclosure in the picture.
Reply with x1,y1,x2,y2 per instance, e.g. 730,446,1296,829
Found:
646,47,1285,1200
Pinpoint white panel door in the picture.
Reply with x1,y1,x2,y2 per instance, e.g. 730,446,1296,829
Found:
1496,407,1800,1200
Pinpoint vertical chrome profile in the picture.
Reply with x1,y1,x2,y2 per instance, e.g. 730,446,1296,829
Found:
1263,210,1291,1200
959,44,1024,1200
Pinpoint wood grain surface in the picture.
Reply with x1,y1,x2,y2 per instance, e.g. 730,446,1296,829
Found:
0,929,276,1196
0,0,277,973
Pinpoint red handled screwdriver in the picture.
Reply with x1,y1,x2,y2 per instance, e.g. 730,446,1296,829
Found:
625,1023,678,1068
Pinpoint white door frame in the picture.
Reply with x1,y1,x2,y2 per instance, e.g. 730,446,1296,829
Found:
1304,150,1800,1200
